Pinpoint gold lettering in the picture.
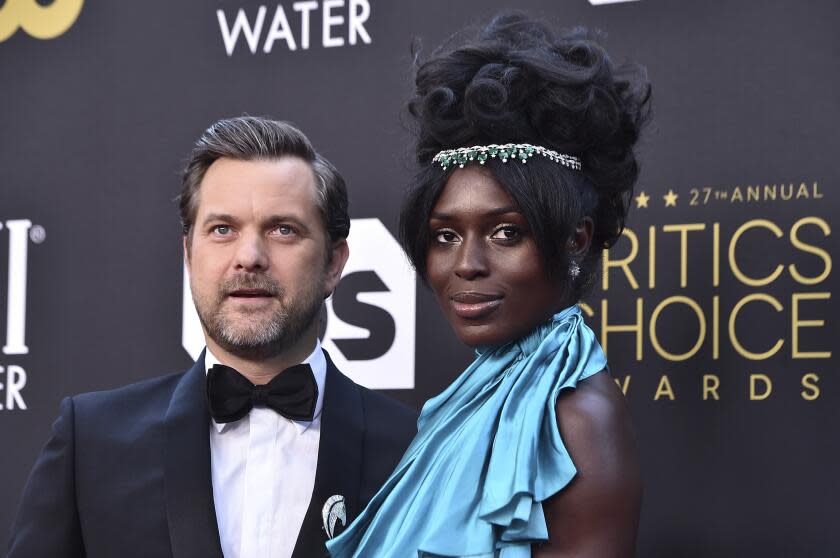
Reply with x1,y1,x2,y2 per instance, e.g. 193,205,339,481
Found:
615,375,631,395
796,182,809,199
813,182,823,199
731,187,743,202
792,293,831,359
763,184,777,201
729,219,784,286
654,374,675,401
600,298,643,361
750,374,772,400
780,183,793,200
712,295,720,360
648,225,656,289
789,217,831,285
602,228,639,290
0,0,84,42
650,296,706,362
747,185,759,201
713,222,720,287
801,373,820,401
662,223,706,288
728,294,784,360
703,374,720,400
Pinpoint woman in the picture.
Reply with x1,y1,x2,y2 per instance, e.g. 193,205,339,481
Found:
328,12,650,557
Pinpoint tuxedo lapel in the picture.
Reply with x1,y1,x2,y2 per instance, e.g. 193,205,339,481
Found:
164,352,224,558
292,350,364,558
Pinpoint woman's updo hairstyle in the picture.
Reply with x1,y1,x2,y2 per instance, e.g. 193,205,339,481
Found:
399,12,651,300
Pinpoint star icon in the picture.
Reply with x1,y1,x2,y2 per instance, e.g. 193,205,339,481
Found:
663,189,678,207
635,191,650,208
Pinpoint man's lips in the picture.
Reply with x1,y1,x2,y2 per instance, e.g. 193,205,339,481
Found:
227,289,274,299
449,292,503,319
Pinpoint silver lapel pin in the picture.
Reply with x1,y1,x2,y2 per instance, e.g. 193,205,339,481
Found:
322,495,346,539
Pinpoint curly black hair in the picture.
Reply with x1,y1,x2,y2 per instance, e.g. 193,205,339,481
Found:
399,12,651,300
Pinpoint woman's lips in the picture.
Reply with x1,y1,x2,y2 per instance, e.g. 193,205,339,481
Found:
450,292,503,319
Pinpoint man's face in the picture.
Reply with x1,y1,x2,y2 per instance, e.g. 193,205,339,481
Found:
185,156,347,360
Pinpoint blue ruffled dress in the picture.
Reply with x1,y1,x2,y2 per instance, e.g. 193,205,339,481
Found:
327,306,607,557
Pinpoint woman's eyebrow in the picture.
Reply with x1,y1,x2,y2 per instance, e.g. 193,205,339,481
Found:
430,206,521,220
485,206,521,216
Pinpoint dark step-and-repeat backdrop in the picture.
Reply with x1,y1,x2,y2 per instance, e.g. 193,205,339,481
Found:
0,0,837,555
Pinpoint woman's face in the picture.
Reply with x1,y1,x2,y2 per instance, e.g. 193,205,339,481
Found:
426,166,566,348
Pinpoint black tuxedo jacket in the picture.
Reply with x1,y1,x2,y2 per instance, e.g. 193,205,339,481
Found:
7,351,417,558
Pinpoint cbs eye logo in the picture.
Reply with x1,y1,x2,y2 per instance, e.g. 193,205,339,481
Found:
0,0,83,42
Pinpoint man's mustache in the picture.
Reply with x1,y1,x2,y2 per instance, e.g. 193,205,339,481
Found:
220,275,282,297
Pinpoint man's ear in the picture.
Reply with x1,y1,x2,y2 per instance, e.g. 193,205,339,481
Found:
324,239,350,297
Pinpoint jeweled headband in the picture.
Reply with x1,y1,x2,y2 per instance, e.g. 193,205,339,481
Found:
432,143,582,171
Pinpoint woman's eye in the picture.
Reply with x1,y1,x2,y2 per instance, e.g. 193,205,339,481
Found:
434,230,460,243
491,226,521,241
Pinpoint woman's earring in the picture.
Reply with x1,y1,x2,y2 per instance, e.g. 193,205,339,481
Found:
569,260,581,279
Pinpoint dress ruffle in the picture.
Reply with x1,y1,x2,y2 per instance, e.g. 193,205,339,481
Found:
327,306,607,557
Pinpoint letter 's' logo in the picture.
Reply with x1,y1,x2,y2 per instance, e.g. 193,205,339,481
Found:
182,218,416,390
0,0,84,42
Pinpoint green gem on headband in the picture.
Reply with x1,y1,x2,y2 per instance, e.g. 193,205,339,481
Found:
432,143,582,171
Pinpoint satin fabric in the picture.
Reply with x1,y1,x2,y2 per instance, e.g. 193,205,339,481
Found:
327,306,607,557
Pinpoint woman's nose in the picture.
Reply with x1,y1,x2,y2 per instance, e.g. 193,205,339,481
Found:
454,236,489,280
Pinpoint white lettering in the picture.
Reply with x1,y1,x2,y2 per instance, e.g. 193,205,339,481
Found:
263,5,297,52
3,365,27,410
293,1,319,50
322,0,345,48
217,6,267,56
4,220,31,355
348,0,370,45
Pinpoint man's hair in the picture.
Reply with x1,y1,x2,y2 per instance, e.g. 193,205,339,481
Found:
179,116,350,244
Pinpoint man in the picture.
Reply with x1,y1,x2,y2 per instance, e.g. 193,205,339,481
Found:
7,117,417,557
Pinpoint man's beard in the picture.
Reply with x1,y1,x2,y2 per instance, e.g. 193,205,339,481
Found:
192,273,324,361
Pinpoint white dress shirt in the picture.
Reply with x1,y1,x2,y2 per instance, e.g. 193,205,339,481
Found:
206,341,326,558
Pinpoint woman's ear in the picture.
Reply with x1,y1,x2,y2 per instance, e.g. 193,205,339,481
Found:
567,217,594,257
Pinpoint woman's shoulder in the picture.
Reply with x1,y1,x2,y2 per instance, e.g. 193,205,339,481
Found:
533,370,641,555
555,369,632,447
553,369,640,498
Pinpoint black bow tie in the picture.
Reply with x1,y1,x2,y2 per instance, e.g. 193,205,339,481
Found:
206,363,318,424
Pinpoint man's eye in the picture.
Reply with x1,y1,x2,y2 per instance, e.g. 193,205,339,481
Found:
274,224,295,236
490,226,521,240
212,225,231,235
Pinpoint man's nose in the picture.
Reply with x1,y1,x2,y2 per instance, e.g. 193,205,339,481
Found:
454,236,489,280
233,232,269,272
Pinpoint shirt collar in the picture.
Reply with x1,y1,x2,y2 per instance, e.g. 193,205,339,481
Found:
205,339,327,435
